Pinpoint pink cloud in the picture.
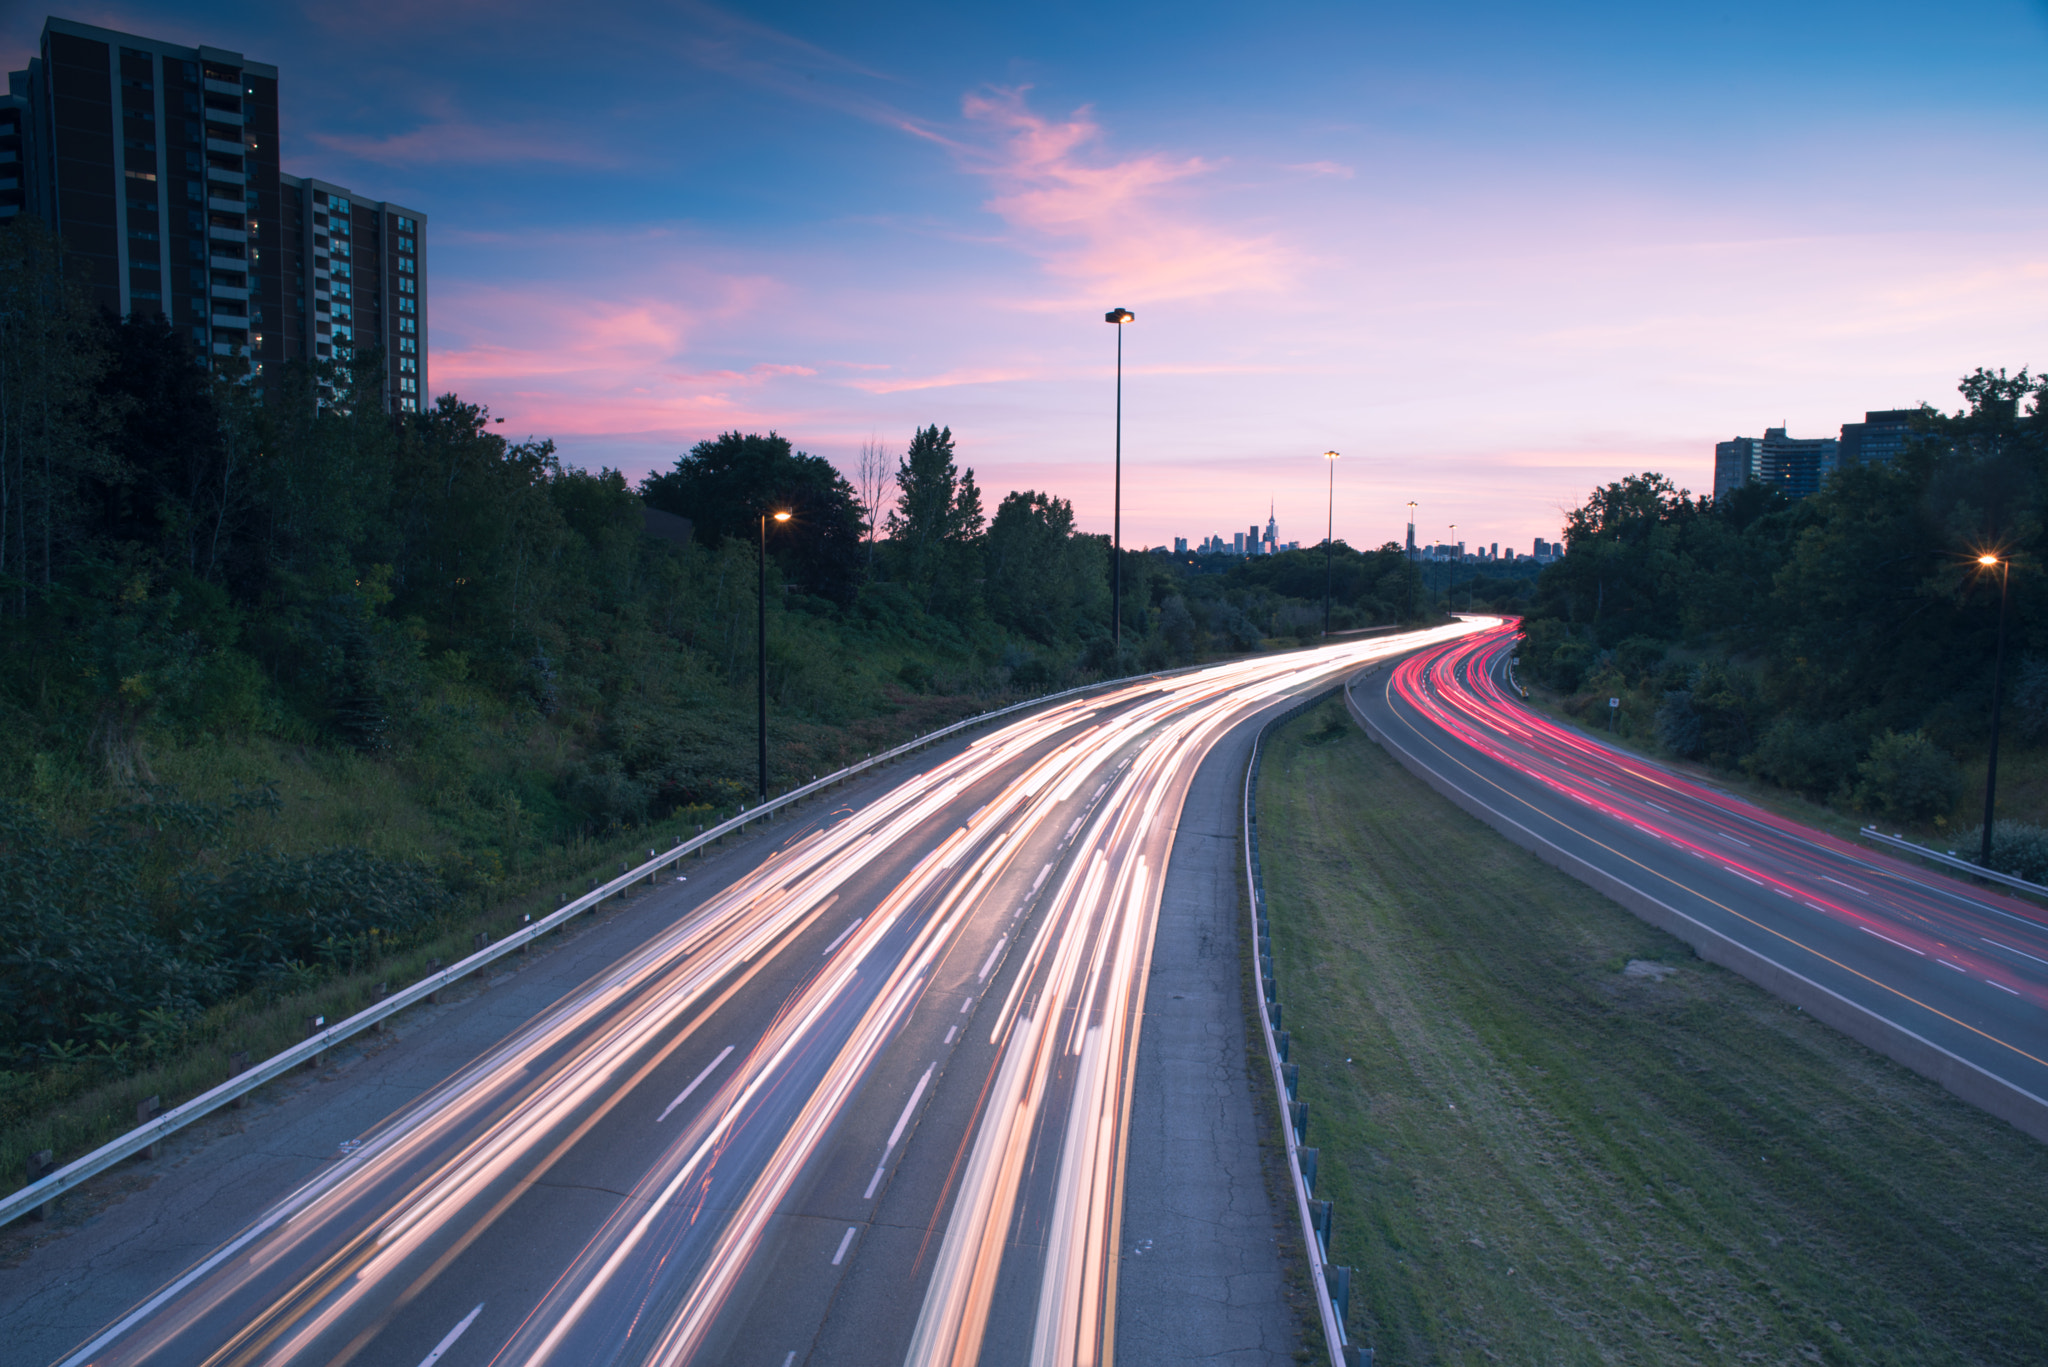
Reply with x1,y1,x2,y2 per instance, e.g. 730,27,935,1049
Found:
1287,161,1356,178
952,88,1293,303
847,365,1043,394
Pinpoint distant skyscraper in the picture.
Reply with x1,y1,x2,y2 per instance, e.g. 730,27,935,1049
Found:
1714,437,1763,500
1839,409,1920,466
1232,531,1245,555
8,18,427,411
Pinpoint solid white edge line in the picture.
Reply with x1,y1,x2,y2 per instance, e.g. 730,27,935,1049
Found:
831,1225,858,1266
657,1045,735,1123
418,1303,485,1366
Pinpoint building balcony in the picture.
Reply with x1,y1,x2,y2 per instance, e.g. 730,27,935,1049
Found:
205,137,246,157
204,78,242,98
208,225,248,245
209,285,250,303
203,107,245,127
208,196,245,214
205,165,246,188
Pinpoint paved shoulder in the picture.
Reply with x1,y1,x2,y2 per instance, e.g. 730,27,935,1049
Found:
1116,708,1302,1365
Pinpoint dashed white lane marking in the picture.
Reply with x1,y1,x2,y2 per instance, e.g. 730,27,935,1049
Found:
782,1354,797,1367
1065,819,1082,842
1031,864,1051,893
820,917,865,957
417,1304,484,1366
1940,960,1969,973
831,1226,858,1265
865,1063,936,1199
657,1046,735,1123
1992,981,2023,996
1984,937,2048,967
959,998,973,1013
944,1026,956,1044
1824,875,1873,897
1716,832,1753,847
1860,926,1925,956
1731,870,1766,886
976,936,1009,983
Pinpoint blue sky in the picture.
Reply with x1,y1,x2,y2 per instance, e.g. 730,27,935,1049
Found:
10,1,2047,552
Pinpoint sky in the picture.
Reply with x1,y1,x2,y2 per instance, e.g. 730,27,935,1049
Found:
9,1,2048,554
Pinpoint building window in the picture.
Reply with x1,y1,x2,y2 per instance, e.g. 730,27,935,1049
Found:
400,377,417,393
399,336,416,354
399,297,415,314
399,317,415,334
399,357,416,374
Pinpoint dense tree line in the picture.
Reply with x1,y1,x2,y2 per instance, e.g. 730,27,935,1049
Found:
0,217,1421,1080
1519,367,2047,831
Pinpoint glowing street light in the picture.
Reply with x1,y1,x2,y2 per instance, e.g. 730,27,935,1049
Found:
1322,451,1340,637
759,508,793,802
1105,307,1134,665
1978,551,2013,867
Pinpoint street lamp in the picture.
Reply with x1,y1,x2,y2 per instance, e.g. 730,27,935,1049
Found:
758,508,792,803
1979,552,2013,867
1446,524,1457,615
1105,307,1134,665
1321,451,1340,637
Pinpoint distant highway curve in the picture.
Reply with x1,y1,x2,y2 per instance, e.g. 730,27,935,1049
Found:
1353,620,2048,1142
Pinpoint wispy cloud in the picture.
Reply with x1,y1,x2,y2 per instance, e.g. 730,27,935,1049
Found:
950,87,1294,304
1287,160,1355,178
846,365,1043,394
311,113,604,168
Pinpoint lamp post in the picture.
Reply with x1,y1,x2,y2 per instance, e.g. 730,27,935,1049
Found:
1979,552,2013,867
1105,307,1134,664
1321,451,1340,637
758,508,791,803
1446,523,1457,615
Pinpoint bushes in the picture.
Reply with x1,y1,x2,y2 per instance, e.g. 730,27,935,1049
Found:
1954,821,2048,881
1854,731,1958,823
1746,717,1861,798
1656,690,1704,759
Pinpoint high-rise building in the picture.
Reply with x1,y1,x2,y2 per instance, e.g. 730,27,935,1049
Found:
278,174,428,410
0,89,25,222
1714,437,1763,500
1839,409,1920,466
1714,427,1838,500
1173,536,1187,555
8,18,426,411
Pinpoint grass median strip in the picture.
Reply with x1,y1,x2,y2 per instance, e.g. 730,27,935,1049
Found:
1259,697,2048,1365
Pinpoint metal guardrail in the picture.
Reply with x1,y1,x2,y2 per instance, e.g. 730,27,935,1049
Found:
1243,685,1370,1367
0,665,1194,1231
1858,827,2048,899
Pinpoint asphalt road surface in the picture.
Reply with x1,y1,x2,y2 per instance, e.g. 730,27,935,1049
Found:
43,622,1480,1367
1355,620,2048,1141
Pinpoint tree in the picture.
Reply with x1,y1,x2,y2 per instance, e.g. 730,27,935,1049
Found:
985,490,1107,642
885,424,984,616
640,432,864,603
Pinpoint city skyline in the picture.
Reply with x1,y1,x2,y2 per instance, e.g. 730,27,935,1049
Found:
4,1,2043,551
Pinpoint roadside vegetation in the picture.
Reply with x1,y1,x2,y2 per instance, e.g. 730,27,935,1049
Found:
1259,697,2048,1365
1517,368,2048,856
0,218,1431,1179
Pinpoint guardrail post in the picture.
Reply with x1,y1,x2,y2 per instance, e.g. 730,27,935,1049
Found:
229,1049,251,1108
1282,1062,1298,1100
1289,1099,1309,1143
1325,1264,1352,1328
304,1016,326,1069
1298,1146,1317,1194
1275,1029,1289,1062
1311,1197,1332,1254
472,932,490,973
371,983,389,1030
136,1096,160,1160
424,959,442,1005
25,1150,53,1221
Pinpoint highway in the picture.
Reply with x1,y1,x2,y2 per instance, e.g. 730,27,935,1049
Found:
1354,621,2048,1142
57,620,1482,1367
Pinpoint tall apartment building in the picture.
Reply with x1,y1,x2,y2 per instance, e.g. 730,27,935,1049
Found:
0,89,25,220
7,18,427,412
